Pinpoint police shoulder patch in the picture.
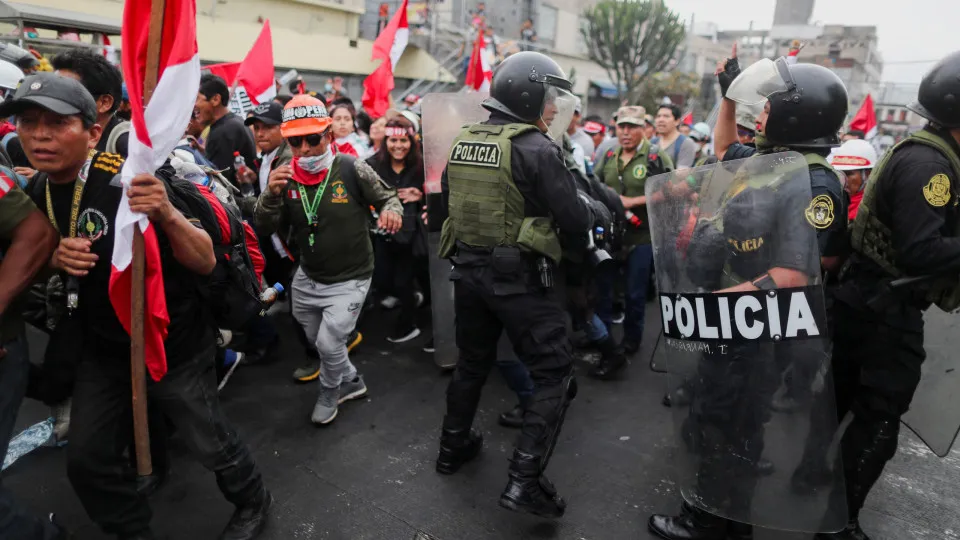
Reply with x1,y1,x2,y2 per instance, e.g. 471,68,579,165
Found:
804,194,835,229
93,152,124,175
449,140,501,168
923,173,951,208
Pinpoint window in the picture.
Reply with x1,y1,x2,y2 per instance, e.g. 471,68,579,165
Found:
538,5,557,46
899,109,907,122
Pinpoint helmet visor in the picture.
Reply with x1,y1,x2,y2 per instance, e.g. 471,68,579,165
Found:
542,85,577,142
726,58,790,106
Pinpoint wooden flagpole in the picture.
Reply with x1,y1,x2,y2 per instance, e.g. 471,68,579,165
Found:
131,0,167,478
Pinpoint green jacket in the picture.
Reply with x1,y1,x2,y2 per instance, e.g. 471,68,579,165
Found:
598,141,674,246
0,184,38,342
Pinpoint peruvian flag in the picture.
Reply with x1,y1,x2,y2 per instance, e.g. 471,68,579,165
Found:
464,27,492,92
203,61,241,85
785,41,804,65
234,20,276,106
680,112,693,126
850,93,878,139
113,0,201,381
362,0,409,118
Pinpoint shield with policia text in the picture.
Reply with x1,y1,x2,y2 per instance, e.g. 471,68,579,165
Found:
645,152,847,532
421,92,489,369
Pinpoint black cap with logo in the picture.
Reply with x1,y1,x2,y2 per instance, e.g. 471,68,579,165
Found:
244,101,283,126
0,72,97,125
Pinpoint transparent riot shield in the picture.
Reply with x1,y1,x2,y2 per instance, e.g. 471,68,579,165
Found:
421,92,489,369
902,308,960,457
646,152,847,532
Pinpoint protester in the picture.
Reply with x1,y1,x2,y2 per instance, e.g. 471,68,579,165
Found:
642,114,656,141
369,115,388,154
195,73,258,186
52,48,130,158
255,95,402,425
582,116,606,157
329,102,369,158
830,138,878,220
652,104,697,168
365,117,428,343
6,72,272,540
568,99,595,158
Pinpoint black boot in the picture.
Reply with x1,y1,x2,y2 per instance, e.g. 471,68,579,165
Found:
815,520,871,540
498,449,566,518
436,428,483,475
648,501,727,540
498,405,524,429
219,486,273,540
589,337,626,380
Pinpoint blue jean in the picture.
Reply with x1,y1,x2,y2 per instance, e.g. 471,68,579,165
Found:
597,244,654,342
497,358,535,404
0,334,62,540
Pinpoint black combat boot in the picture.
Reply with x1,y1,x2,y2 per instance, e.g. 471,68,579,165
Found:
499,449,566,518
498,405,525,429
435,428,483,474
588,336,626,380
815,520,870,540
219,486,273,540
648,500,728,540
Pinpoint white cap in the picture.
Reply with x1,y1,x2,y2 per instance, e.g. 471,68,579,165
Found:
830,139,878,171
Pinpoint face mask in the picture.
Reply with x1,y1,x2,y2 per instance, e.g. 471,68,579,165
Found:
297,150,333,174
324,83,333,92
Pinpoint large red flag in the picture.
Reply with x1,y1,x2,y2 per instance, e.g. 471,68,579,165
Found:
362,0,409,117
114,0,201,381
235,20,276,105
203,62,241,85
850,94,878,139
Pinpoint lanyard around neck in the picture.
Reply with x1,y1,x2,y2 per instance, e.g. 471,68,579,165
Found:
297,177,330,225
45,174,86,238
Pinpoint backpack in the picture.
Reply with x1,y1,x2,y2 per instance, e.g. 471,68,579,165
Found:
651,133,687,166
105,121,131,155
165,174,265,330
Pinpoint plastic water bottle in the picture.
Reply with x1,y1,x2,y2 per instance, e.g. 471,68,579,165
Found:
259,283,284,316
234,152,255,197
3,418,54,471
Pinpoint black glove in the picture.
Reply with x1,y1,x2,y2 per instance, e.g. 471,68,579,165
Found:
579,191,612,230
718,56,742,98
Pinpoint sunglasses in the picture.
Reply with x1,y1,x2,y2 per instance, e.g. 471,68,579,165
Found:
286,132,327,148
737,128,754,137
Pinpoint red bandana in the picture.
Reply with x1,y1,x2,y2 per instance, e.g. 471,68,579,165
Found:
291,158,329,186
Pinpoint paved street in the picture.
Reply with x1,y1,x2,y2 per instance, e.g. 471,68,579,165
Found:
6,304,959,540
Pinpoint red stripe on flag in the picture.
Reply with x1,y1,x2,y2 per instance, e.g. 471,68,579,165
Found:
108,224,169,381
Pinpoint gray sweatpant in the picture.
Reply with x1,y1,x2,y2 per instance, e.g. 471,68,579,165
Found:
291,267,370,389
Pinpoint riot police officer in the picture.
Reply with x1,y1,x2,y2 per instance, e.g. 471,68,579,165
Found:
649,53,850,540
815,50,960,540
434,51,606,517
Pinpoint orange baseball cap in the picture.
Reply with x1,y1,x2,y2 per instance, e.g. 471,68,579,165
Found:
280,94,333,137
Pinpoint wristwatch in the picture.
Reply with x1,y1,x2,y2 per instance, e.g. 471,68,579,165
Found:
752,273,777,290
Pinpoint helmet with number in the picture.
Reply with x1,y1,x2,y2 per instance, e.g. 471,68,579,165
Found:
727,58,848,148
908,50,960,128
830,139,878,171
483,51,576,140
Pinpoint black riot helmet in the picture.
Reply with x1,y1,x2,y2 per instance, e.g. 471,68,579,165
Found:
908,50,960,128
727,57,848,149
483,51,576,139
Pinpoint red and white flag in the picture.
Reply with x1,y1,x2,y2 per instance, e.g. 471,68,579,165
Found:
680,112,693,126
112,0,201,382
203,61,241,85
464,27,492,92
235,20,276,106
362,0,409,118
850,93,878,139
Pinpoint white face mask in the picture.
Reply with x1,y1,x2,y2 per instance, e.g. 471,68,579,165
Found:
297,149,333,174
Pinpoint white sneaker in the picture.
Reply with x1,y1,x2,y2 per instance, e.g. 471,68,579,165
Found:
414,291,425,307
218,352,244,392
388,327,421,344
380,296,400,309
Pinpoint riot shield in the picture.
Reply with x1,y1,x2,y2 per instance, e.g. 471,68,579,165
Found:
421,92,489,369
902,308,960,457
646,152,847,532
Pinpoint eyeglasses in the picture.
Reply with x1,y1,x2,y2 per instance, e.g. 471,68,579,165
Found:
286,133,326,148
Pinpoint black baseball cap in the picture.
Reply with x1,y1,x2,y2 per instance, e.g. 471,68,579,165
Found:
0,73,97,125
244,101,283,126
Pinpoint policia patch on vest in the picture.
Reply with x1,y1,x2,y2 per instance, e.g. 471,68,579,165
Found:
449,141,501,168
923,173,952,207
804,194,835,229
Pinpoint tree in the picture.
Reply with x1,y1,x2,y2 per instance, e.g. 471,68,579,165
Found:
581,0,686,102
634,71,701,114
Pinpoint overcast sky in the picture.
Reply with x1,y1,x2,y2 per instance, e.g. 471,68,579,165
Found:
663,0,960,83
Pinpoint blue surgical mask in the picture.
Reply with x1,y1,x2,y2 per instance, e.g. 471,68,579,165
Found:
324,83,333,92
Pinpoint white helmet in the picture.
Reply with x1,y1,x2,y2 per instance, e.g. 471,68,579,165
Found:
0,60,23,94
690,122,711,141
830,139,878,171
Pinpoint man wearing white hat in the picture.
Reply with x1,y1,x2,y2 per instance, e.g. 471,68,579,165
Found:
830,138,878,221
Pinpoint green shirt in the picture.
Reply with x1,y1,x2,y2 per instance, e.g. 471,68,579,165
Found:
600,141,666,245
0,186,38,342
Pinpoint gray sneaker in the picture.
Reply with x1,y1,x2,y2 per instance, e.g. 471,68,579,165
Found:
311,386,339,425
338,375,368,404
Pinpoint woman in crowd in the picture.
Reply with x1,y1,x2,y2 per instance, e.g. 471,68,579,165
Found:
365,117,430,343
330,103,371,158
368,116,388,155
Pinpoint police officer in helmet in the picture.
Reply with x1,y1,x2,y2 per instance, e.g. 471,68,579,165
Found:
649,51,850,540
434,51,606,517
814,50,960,540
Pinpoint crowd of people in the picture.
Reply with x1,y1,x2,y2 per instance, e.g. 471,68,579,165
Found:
0,18,959,540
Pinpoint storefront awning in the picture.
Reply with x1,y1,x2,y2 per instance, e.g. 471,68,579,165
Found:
589,79,623,100
0,1,120,35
